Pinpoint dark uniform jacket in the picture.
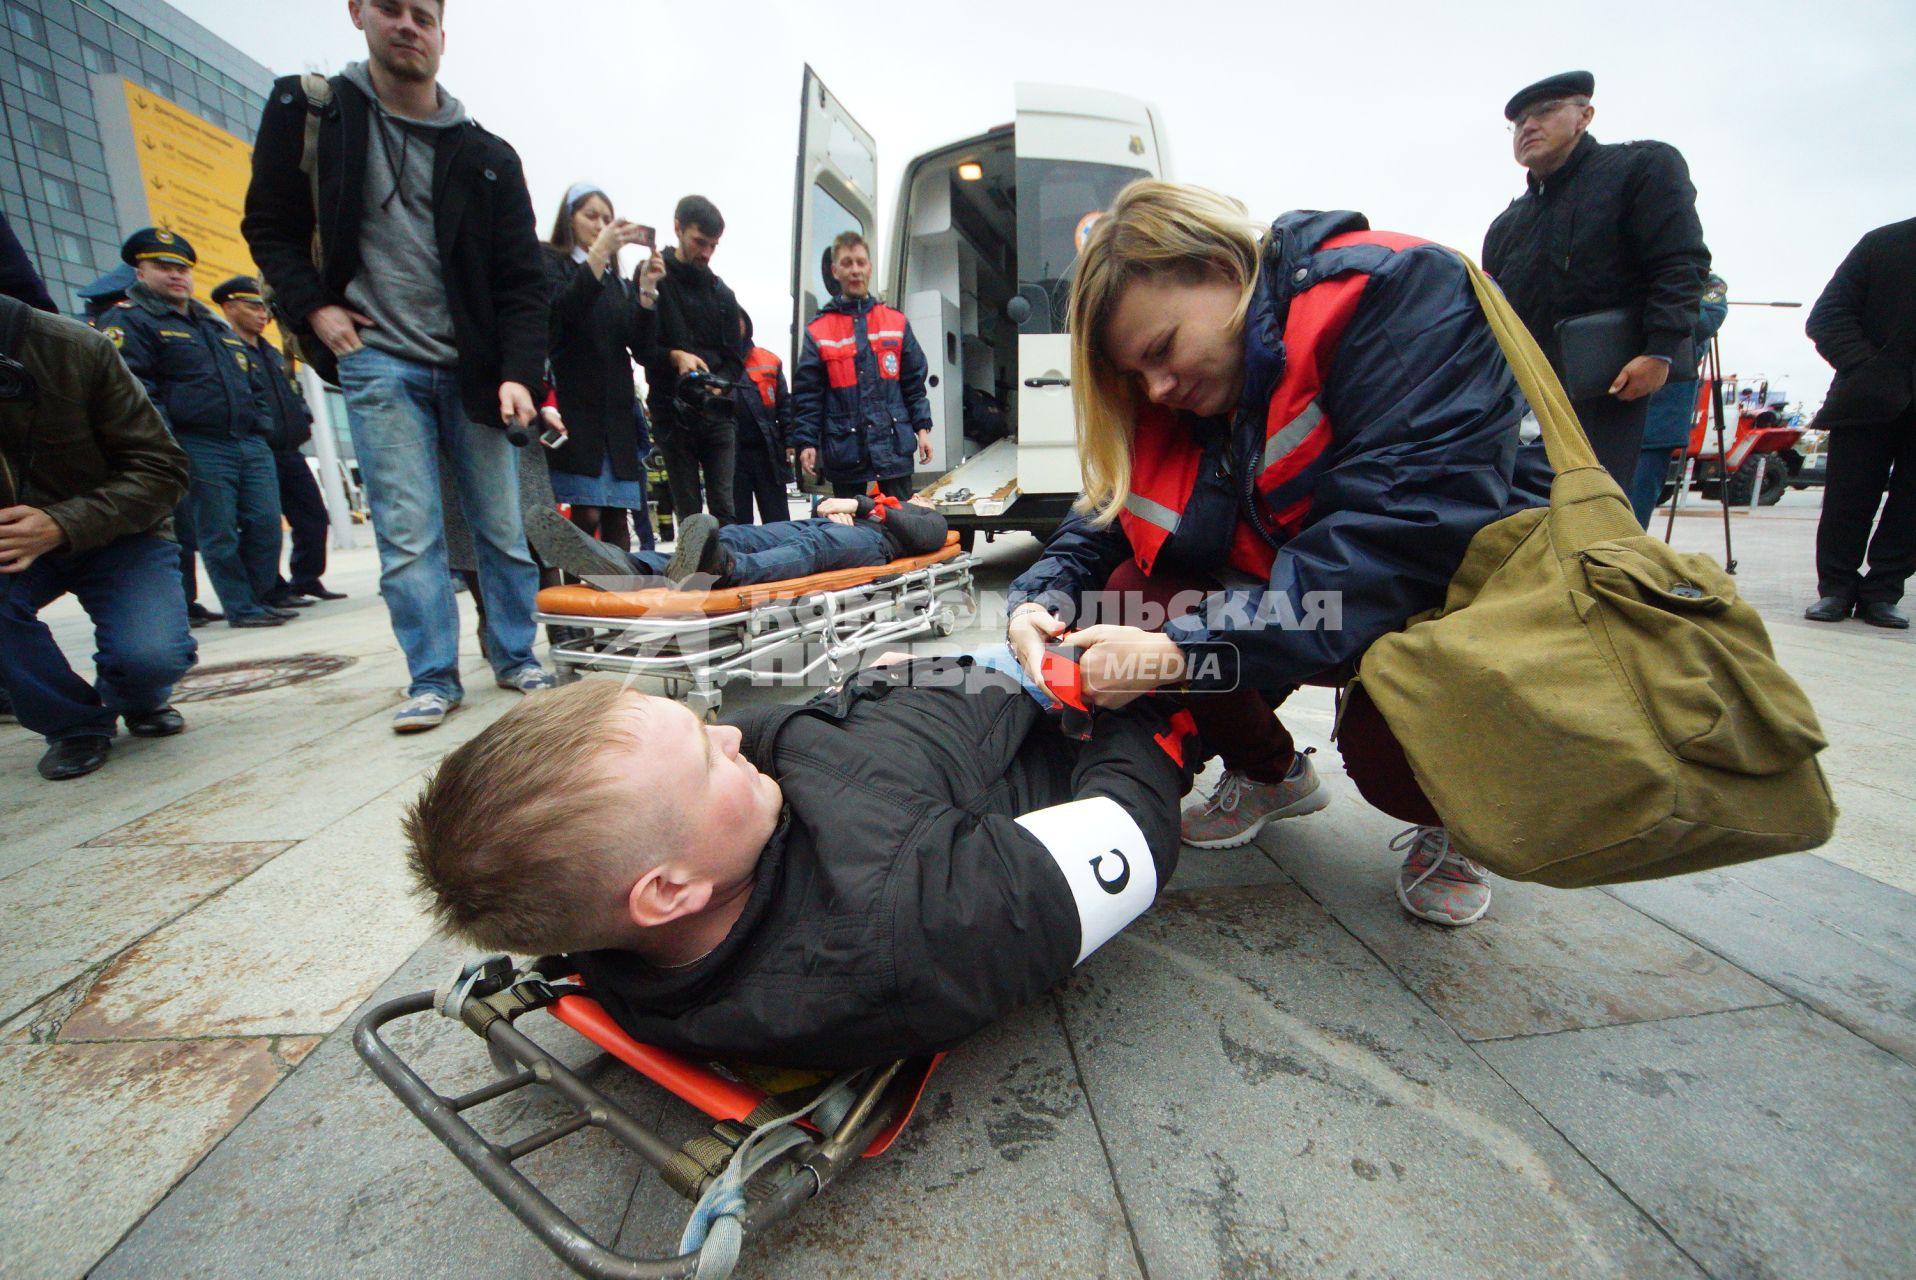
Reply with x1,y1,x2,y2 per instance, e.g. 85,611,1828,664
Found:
1011,211,1552,695
103,283,271,440
790,294,934,484
248,337,313,454
647,248,742,434
1806,217,1916,429
571,663,1189,1068
1483,133,1710,365
735,330,793,471
0,303,188,550
543,246,657,481
243,73,548,423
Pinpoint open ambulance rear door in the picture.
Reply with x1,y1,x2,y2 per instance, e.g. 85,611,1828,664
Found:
1010,84,1165,503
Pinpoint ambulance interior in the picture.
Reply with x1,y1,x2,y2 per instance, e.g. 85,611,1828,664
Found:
895,129,1022,459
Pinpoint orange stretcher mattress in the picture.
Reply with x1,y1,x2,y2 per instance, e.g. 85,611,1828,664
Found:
548,991,942,1157
535,532,965,618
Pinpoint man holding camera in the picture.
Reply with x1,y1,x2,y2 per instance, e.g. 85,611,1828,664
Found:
243,0,552,732
647,195,742,527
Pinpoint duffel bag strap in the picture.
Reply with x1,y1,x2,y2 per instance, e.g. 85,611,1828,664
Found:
1454,254,1600,477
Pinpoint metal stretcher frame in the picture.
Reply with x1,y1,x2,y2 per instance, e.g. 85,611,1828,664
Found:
533,553,979,716
354,961,941,1280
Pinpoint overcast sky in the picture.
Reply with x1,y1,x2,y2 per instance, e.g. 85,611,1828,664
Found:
174,0,1915,413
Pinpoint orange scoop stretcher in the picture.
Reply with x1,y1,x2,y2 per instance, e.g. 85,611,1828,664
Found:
356,955,943,1280
533,534,978,718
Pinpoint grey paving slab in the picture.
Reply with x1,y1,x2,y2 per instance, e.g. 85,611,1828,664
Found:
1475,1004,1916,1280
1263,782,1784,1042
613,1001,1144,1280
1057,885,1700,1279
0,840,289,1025
93,935,652,1280
1167,841,1292,892
0,684,398,880
0,1035,300,1280
1606,855,1916,1065
58,786,442,1040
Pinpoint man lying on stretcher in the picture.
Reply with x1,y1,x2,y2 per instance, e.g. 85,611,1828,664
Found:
405,656,1193,1067
526,492,949,591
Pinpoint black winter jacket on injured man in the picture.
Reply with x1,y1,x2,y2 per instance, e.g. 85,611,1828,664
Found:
570,659,1193,1067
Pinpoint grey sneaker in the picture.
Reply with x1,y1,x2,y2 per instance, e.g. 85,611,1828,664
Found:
1392,826,1493,926
496,665,557,694
393,692,458,734
1181,750,1330,849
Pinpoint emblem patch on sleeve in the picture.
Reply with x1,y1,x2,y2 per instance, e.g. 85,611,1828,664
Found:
1015,796,1157,965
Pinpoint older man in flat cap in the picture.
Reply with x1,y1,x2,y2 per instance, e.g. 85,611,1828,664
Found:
1483,71,1711,488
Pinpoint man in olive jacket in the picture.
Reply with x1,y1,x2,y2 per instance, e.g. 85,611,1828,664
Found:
1803,216,1916,629
0,296,196,780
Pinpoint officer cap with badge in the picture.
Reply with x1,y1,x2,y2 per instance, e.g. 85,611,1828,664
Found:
120,226,197,267
1504,70,1595,122
211,275,266,307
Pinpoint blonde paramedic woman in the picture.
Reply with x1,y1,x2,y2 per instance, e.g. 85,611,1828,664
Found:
1006,182,1552,927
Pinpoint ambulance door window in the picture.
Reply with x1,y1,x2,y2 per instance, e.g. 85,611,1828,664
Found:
806,187,867,313
1013,159,1150,335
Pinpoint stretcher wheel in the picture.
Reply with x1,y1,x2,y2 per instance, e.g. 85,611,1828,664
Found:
930,605,957,637
553,662,582,686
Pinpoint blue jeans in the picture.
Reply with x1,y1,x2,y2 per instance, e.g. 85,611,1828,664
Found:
336,347,538,698
631,518,889,585
179,432,282,619
0,533,198,743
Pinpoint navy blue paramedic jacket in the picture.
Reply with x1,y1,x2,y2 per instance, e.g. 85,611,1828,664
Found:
790,293,934,484
1009,211,1553,695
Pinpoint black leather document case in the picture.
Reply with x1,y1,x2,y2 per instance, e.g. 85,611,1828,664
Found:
1554,307,1695,400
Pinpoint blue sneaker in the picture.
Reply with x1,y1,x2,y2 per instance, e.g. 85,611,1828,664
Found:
496,665,557,694
393,692,458,734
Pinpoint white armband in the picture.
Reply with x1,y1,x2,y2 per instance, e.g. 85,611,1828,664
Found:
1014,796,1157,965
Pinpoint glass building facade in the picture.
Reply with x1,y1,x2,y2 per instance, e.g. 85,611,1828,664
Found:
0,0,273,313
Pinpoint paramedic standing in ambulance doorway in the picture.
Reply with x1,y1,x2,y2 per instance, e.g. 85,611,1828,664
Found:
792,231,934,502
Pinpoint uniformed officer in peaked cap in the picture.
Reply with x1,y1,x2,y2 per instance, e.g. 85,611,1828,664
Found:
119,226,196,268
212,274,341,608
104,230,288,628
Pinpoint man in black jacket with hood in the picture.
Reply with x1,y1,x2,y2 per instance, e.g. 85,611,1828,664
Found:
406,660,1193,1067
1483,71,1710,487
648,195,743,527
243,0,552,732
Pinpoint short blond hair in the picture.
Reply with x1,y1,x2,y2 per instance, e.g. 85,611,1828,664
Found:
404,681,676,954
1068,180,1264,526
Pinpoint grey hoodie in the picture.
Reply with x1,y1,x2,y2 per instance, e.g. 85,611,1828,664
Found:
339,60,467,370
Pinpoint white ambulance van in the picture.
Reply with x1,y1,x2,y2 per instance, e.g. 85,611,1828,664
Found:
790,67,1168,546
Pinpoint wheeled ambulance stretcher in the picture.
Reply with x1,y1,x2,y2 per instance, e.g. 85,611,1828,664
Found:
532,533,977,717
357,955,943,1280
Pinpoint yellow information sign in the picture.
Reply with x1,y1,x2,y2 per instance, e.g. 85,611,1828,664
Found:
115,78,282,347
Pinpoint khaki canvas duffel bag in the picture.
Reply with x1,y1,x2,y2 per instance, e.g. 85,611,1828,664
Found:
1355,255,1836,888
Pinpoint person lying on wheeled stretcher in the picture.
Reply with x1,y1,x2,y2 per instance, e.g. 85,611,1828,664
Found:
404,657,1193,1067
526,491,950,592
